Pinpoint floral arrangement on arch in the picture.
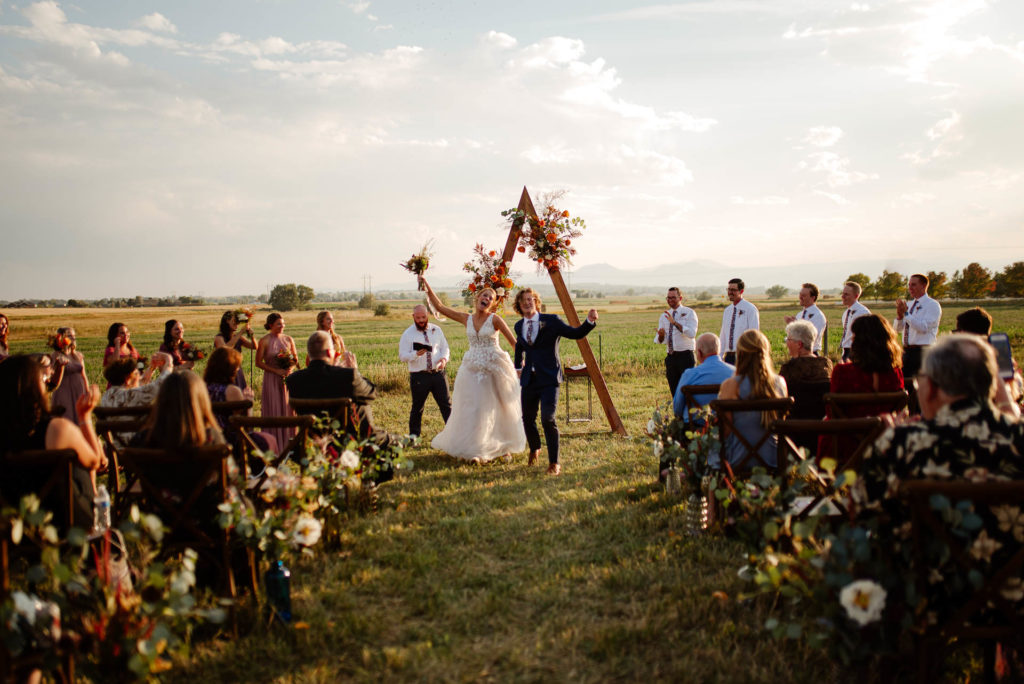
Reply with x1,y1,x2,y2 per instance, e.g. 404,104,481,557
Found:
461,243,515,304
502,190,585,273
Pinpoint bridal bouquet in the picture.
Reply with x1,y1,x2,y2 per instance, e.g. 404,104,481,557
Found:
400,241,434,291
461,243,515,304
502,190,585,273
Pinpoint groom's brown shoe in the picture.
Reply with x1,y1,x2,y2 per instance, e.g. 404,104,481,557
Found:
527,450,539,466
546,463,561,476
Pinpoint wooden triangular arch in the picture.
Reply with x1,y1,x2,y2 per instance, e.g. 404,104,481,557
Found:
501,187,627,436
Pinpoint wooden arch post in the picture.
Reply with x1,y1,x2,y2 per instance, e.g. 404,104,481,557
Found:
501,187,627,436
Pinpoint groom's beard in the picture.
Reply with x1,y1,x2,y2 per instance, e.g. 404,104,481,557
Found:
415,322,428,331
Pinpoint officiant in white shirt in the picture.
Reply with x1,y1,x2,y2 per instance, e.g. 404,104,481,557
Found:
655,287,698,396
399,304,451,438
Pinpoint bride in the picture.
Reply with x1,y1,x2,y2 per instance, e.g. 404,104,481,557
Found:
420,277,526,463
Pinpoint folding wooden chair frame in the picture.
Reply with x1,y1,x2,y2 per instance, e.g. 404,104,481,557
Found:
709,398,794,475
772,417,884,519
0,450,79,533
288,397,357,437
824,390,908,419
900,480,1024,683
678,384,721,423
227,415,314,489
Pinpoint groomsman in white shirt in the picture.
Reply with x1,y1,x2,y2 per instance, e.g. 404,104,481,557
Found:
838,281,871,361
655,287,698,396
719,278,759,365
894,273,942,379
398,305,452,438
784,283,826,354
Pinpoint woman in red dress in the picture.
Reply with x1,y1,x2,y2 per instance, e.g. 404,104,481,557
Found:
829,314,904,416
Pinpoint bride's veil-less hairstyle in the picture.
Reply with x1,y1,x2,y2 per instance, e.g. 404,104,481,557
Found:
475,287,499,314
734,329,783,427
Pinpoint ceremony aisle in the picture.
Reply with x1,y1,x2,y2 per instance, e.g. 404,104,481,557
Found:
171,430,831,681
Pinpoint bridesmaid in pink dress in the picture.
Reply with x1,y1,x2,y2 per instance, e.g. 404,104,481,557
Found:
50,327,90,426
255,313,298,450
103,322,139,369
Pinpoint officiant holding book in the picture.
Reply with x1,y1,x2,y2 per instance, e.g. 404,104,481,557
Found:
399,304,452,438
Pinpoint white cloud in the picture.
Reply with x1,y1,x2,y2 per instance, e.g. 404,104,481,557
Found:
137,13,176,35
893,192,935,206
814,189,851,205
800,151,878,188
904,109,964,165
730,195,790,206
347,1,370,14
804,125,843,147
484,31,517,50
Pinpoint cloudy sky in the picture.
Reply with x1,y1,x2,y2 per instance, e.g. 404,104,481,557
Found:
1,0,1022,299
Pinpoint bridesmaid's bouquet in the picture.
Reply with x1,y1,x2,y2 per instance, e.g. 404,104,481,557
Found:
181,343,205,363
276,348,296,370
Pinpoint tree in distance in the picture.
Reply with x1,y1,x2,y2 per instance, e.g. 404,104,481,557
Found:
873,270,906,301
269,283,315,311
846,273,874,299
925,271,949,300
952,262,993,299
765,284,789,299
358,292,375,309
995,262,1024,298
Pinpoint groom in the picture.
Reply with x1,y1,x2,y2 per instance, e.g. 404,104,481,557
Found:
513,288,598,476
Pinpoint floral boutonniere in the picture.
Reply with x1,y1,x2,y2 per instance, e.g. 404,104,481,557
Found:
737,310,745,316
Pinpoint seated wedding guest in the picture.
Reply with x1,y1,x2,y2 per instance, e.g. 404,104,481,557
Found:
0,355,105,528
672,333,734,422
159,319,194,370
133,371,224,451
100,352,173,448
0,312,9,360
213,310,256,388
953,306,1021,418
783,283,826,354
103,322,139,368
715,330,787,470
780,320,832,418
287,331,387,444
49,327,89,426
203,346,277,461
828,314,904,418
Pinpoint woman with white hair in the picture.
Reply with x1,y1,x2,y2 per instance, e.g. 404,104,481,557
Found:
779,319,832,389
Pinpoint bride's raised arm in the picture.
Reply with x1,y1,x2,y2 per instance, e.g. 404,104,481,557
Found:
492,314,517,348
420,277,469,324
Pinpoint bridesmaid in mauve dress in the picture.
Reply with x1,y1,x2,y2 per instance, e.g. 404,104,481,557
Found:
103,322,139,369
50,327,90,426
255,313,298,450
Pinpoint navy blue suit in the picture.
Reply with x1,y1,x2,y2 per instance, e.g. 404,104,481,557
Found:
514,313,595,464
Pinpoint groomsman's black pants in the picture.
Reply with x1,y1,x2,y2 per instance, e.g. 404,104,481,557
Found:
409,370,451,437
902,346,927,415
664,351,696,396
723,352,736,366
522,380,560,465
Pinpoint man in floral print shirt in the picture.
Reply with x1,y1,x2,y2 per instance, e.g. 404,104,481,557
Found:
855,333,1024,508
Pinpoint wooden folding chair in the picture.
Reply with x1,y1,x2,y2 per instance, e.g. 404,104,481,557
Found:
677,383,721,424
773,417,885,519
289,397,357,437
709,398,794,475
825,390,908,420
210,399,253,418
900,481,1024,683
95,413,149,504
0,450,81,533
118,445,255,597
227,415,314,490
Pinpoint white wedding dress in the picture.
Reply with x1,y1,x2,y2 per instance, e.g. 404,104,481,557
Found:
431,314,526,461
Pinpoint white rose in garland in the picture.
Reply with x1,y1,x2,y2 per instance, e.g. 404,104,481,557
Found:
839,579,887,626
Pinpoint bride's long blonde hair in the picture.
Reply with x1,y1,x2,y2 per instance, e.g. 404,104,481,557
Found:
734,329,783,427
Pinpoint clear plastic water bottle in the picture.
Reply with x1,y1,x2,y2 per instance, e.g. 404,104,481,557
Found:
93,484,111,533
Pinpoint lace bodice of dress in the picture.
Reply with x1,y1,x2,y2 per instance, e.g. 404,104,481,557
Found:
463,315,505,378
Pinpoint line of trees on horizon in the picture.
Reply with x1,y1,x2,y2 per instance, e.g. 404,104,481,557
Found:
844,261,1024,300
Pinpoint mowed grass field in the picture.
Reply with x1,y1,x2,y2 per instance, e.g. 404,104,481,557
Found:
4,296,1022,681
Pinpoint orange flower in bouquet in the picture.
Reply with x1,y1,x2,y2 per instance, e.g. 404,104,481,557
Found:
181,343,205,363
276,348,296,370
501,189,585,273
400,241,434,291
461,243,516,305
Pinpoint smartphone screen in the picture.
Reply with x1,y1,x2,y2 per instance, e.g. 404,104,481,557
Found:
988,333,1015,380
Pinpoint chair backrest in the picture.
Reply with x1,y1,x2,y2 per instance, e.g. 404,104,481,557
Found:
709,397,794,473
786,380,831,421
899,480,1024,669
678,383,721,420
825,390,908,420
289,397,356,436
210,399,253,417
93,404,153,420
0,449,81,532
772,417,884,473
227,414,314,487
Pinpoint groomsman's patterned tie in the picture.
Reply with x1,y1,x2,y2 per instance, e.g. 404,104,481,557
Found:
422,330,432,370
903,300,918,345
527,319,535,345
728,306,737,351
842,309,850,347
667,311,675,353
